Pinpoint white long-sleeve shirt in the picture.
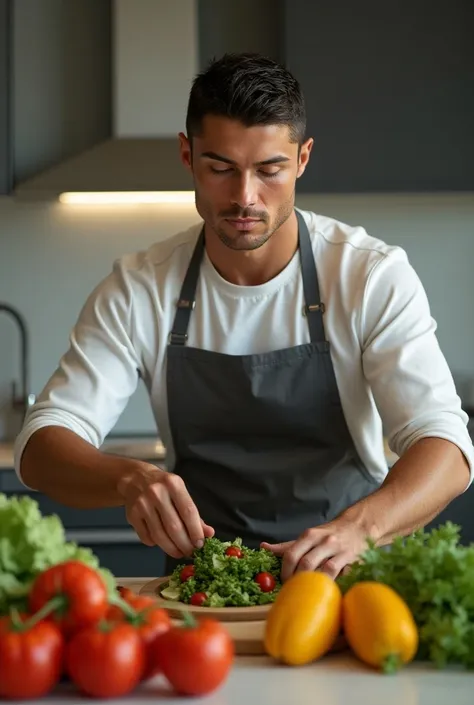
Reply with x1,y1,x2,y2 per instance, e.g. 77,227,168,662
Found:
14,207,474,488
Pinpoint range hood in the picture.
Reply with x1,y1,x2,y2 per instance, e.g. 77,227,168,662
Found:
14,0,197,203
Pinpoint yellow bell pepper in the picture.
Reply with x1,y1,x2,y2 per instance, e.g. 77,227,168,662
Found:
264,570,342,666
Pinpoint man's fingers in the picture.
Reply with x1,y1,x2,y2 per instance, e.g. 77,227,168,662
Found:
142,504,184,558
165,475,206,549
293,541,339,577
156,492,195,556
134,517,154,547
319,554,352,580
260,541,294,556
202,521,215,538
130,509,184,559
281,531,338,582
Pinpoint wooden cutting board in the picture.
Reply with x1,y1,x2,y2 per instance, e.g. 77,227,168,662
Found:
140,576,347,656
164,617,347,656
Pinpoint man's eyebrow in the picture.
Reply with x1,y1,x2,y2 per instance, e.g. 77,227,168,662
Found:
200,151,290,166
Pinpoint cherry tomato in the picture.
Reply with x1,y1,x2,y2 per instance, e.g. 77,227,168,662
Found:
225,546,243,558
28,561,108,636
116,585,136,602
255,572,276,592
107,595,172,679
190,592,207,607
180,565,195,582
151,615,234,695
0,612,64,699
66,621,145,698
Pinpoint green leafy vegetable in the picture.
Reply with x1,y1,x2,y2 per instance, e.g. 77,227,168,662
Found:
166,537,282,607
0,493,116,615
337,522,474,669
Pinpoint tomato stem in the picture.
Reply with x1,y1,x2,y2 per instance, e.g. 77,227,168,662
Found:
181,611,197,629
108,594,140,620
11,595,66,632
9,607,25,631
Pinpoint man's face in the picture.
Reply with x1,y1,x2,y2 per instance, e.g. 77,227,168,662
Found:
179,116,313,251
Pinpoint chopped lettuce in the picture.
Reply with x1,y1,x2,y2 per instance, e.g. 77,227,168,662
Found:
164,536,282,607
0,493,116,615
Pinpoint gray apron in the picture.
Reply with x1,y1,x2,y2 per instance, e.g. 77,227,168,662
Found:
164,210,379,573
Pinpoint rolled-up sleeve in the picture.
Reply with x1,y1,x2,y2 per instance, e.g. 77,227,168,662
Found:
360,250,474,488
14,259,143,484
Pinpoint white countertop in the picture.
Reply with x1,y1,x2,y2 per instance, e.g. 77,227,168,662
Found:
20,644,474,704
0,436,166,470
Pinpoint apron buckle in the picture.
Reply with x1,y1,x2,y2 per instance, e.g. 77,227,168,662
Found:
177,299,196,309
302,302,326,316
168,331,188,345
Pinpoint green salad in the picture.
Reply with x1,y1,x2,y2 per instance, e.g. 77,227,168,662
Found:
161,537,282,607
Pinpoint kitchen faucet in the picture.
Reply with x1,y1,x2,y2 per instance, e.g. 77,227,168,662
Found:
0,303,36,419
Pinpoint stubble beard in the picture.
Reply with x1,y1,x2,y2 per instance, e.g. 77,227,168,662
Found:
195,191,296,252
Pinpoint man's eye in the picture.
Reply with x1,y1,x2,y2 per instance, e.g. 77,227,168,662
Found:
259,170,280,178
210,166,233,174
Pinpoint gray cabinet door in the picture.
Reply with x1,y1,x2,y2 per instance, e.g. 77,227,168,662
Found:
284,0,474,193
0,0,12,194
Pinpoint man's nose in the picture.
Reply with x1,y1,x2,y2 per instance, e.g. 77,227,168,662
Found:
231,173,258,210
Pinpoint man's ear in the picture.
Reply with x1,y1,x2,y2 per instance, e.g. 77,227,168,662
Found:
297,137,314,178
179,132,192,171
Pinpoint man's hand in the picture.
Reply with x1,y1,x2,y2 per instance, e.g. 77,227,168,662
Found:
118,463,214,559
261,516,370,582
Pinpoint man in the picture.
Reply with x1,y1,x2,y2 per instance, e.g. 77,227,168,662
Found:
15,53,473,581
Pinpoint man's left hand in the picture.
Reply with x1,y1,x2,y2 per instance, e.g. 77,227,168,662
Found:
261,517,371,581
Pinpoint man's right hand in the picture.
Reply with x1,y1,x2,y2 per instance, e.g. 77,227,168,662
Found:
117,463,214,558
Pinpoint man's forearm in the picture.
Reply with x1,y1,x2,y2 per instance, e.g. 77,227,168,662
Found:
20,426,153,509
342,437,471,546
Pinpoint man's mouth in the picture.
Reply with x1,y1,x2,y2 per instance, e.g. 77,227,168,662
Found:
225,218,261,232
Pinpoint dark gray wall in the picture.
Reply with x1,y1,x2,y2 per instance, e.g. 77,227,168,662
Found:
13,0,112,184
0,0,12,193
198,0,283,68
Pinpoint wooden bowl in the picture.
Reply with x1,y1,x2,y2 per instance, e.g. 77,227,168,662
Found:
139,576,272,622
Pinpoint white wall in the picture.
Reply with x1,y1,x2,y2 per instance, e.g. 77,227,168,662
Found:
1,192,474,440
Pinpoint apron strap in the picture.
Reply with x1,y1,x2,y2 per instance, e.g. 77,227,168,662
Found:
295,210,327,343
168,212,326,346
168,227,205,345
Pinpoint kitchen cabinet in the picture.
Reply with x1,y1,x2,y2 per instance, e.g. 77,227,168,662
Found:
0,0,12,194
0,0,111,192
284,0,474,193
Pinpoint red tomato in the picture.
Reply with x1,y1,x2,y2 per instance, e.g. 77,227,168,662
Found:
180,565,195,582
190,592,207,607
151,616,234,695
225,546,243,558
108,595,172,680
116,585,136,602
255,572,276,592
29,561,108,636
0,613,64,699
66,622,145,698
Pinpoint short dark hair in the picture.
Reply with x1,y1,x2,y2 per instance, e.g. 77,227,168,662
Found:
185,53,306,144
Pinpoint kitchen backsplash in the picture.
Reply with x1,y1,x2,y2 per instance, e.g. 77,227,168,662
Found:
1,192,473,441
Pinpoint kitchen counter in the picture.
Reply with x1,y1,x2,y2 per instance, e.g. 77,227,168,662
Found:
24,577,473,704
0,436,166,470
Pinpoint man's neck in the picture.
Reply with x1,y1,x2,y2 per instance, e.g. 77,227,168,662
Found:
204,211,299,287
